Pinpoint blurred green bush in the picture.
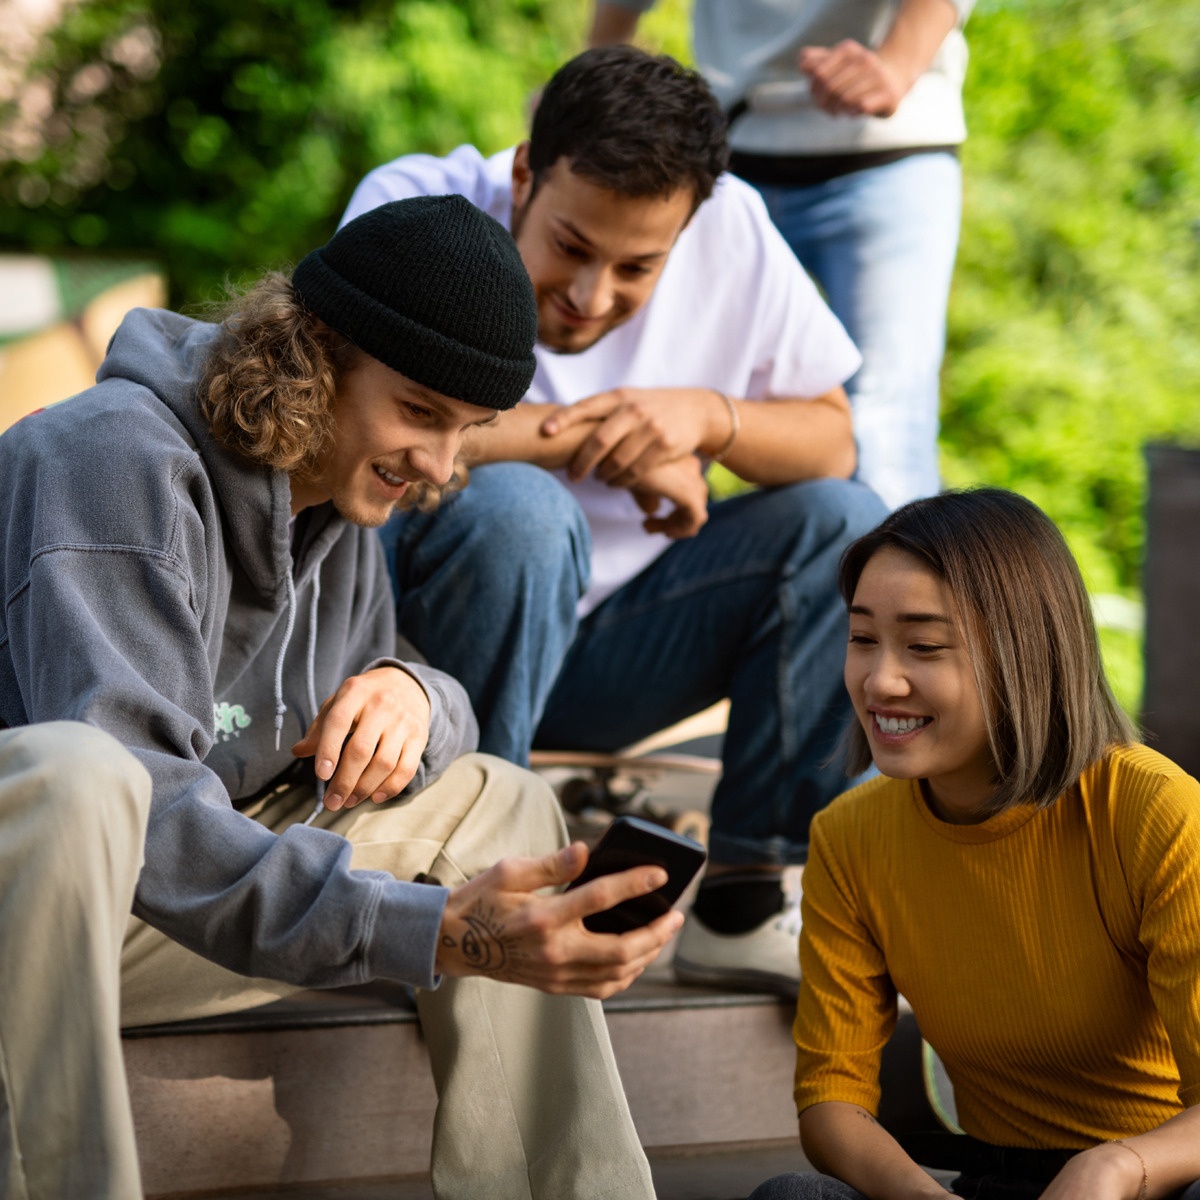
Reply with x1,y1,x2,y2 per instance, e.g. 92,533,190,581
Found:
0,1,590,301
944,0,1200,711
3,0,1196,713
946,0,1200,597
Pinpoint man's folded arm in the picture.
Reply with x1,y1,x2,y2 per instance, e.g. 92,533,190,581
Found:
467,386,856,487
461,401,599,470
714,389,857,484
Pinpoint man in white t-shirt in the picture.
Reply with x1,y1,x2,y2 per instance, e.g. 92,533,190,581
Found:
343,47,887,994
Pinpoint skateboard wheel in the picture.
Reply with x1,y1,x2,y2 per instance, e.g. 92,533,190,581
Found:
670,811,709,847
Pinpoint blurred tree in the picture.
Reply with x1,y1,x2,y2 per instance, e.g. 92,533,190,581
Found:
943,0,1200,598
0,0,587,304
939,0,1200,708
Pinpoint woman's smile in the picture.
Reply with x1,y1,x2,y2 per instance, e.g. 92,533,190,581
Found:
845,546,996,822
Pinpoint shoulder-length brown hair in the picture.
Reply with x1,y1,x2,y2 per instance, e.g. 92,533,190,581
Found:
838,488,1134,813
197,272,453,508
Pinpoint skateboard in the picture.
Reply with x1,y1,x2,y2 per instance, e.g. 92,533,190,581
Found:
529,701,727,848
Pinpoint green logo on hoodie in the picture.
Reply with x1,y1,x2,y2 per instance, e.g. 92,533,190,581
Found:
214,702,252,741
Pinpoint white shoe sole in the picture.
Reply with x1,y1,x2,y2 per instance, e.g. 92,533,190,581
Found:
672,955,800,999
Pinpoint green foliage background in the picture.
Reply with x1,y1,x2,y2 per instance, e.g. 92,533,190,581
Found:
944,0,1200,709
3,0,1198,712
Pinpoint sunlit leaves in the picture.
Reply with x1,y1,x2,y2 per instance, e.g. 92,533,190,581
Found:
0,0,588,300
943,0,1200,610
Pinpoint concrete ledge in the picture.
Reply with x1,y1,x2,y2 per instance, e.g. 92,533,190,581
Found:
126,974,795,1198
127,1022,437,1197
610,999,797,1147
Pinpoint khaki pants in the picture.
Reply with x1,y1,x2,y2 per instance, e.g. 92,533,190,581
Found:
0,723,654,1200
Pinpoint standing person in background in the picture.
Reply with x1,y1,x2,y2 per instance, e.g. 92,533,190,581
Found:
591,0,972,511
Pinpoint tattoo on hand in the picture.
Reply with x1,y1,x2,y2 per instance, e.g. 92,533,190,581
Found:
461,902,509,972
450,901,534,983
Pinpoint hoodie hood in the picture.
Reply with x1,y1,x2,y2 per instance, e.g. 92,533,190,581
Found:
97,308,302,602
97,308,361,786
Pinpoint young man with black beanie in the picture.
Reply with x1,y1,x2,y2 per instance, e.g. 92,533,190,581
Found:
0,196,672,1200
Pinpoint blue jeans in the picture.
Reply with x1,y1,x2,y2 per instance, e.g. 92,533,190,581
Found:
380,463,886,865
750,1171,1200,1200
753,152,962,511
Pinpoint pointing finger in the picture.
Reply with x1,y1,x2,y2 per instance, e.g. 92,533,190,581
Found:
554,863,670,925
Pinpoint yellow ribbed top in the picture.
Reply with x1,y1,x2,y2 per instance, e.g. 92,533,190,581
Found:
794,743,1200,1148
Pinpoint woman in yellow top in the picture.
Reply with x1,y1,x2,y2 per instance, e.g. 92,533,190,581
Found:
751,488,1200,1200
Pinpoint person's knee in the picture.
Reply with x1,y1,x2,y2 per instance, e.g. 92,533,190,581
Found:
748,1174,806,1200
458,465,590,597
0,723,151,902
451,464,591,579
457,752,567,862
794,477,888,543
1,721,151,832
748,1173,839,1200
734,479,885,567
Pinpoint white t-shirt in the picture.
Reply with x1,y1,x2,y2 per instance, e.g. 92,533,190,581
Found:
342,145,861,614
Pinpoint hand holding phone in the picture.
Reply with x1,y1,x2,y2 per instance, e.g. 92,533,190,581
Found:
566,815,707,934
435,838,686,998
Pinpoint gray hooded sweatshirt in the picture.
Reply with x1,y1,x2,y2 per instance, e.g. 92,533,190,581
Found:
0,308,480,990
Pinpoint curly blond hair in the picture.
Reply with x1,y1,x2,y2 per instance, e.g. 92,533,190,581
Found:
198,273,458,510
199,273,338,476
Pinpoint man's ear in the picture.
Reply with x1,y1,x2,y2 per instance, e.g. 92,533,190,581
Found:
511,142,534,211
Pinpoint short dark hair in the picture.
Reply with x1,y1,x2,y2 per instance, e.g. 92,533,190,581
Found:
529,45,729,207
838,488,1135,813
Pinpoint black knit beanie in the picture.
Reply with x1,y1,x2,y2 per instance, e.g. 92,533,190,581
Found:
292,196,537,410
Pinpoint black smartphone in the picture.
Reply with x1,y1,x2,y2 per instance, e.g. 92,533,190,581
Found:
566,815,707,934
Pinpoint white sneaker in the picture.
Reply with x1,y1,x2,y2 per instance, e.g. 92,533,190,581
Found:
671,871,802,998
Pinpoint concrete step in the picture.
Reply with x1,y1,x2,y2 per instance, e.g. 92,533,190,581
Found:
178,1140,817,1200
124,967,800,1198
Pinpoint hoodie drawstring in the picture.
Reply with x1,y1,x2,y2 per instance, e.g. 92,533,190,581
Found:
273,572,298,753
302,569,325,826
274,560,327,828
